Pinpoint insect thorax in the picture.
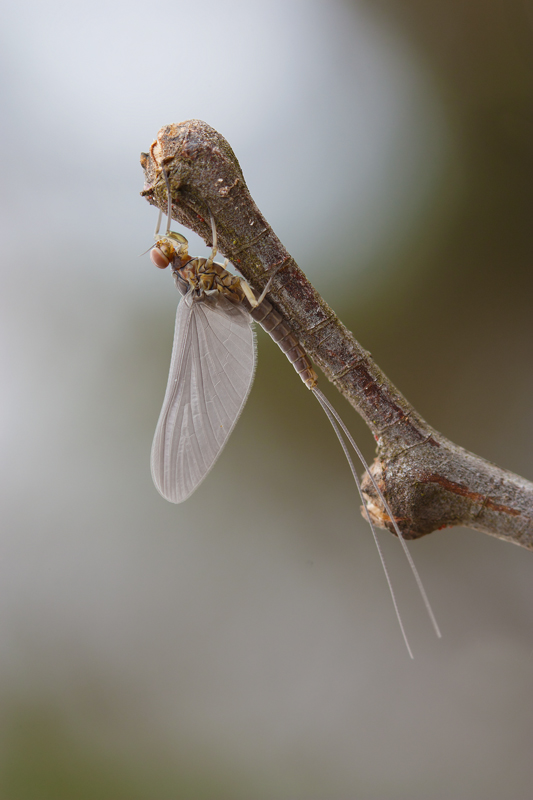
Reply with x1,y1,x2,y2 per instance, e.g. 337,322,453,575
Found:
175,258,246,305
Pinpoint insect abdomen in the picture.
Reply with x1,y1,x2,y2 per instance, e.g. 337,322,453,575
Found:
249,298,317,389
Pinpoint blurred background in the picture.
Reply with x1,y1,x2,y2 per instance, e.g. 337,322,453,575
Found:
1,0,533,797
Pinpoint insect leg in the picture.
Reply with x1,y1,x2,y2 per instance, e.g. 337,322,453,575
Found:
205,212,218,268
162,169,173,235
154,208,163,237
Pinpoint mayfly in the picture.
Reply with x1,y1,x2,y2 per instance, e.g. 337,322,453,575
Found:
147,175,441,656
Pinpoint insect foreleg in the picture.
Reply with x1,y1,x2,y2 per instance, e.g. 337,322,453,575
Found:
205,213,219,269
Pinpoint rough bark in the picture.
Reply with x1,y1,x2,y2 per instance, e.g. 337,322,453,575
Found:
140,119,533,551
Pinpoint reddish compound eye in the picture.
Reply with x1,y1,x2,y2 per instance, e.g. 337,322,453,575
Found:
150,246,170,269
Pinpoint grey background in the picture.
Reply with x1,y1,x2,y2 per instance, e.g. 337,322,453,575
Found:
1,1,532,797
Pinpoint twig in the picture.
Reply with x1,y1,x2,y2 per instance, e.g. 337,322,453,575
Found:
140,120,533,551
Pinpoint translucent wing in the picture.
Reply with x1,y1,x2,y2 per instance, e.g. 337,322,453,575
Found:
151,292,256,503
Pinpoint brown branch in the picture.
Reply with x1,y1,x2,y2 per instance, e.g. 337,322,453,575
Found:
140,119,533,551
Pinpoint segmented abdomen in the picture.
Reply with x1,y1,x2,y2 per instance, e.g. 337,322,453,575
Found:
249,298,317,389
